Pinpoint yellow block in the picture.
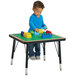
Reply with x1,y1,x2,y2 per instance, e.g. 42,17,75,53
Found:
39,29,43,34
26,34,31,38
23,32,32,38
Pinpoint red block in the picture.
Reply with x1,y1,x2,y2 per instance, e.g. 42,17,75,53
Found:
46,30,52,35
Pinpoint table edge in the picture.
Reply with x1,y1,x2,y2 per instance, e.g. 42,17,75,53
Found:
9,34,66,43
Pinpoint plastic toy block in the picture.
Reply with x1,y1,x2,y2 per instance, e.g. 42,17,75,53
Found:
46,30,52,35
23,32,32,38
39,29,43,34
26,34,31,38
21,31,24,36
42,33,51,38
30,31,34,34
34,31,39,35
42,26,47,29
21,31,32,38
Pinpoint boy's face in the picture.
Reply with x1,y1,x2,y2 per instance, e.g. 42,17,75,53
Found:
33,7,43,17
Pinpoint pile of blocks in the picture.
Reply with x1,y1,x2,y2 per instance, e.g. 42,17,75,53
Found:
21,26,52,39
46,30,52,35
42,30,52,38
21,31,32,38
30,29,43,35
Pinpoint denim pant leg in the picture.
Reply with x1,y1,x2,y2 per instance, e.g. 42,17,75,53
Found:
34,43,40,56
28,43,35,57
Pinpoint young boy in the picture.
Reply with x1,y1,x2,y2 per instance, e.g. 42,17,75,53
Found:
28,1,47,60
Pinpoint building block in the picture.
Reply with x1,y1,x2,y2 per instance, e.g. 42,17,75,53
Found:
30,29,43,35
39,29,43,34
46,30,52,35
21,31,32,38
34,29,43,35
34,31,39,35
30,31,34,34
21,31,24,36
42,33,51,38
23,32,32,38
30,29,43,36
42,26,47,29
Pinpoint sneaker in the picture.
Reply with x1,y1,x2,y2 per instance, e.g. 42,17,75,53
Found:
36,56,40,60
29,56,36,60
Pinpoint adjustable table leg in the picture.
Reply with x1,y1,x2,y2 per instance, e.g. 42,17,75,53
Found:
25,44,29,75
43,42,46,61
58,41,62,71
11,39,16,65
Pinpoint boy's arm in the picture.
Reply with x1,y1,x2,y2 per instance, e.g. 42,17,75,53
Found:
29,18,36,30
41,15,46,27
41,16,47,30
29,21,39,32
42,19,45,27
29,16,39,32
29,21,36,30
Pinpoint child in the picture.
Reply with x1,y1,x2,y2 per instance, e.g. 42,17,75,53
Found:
28,1,47,60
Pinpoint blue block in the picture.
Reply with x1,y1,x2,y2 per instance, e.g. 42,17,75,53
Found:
21,31,24,36
42,33,51,38
42,26,47,29
34,31,39,35
48,33,51,37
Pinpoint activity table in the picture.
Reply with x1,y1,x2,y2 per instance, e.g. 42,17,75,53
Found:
9,33,66,75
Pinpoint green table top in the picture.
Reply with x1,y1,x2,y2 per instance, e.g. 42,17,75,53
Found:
9,33,65,43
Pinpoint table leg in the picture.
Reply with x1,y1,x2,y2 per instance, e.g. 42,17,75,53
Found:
25,43,29,75
58,41,62,71
43,42,46,61
11,39,16,65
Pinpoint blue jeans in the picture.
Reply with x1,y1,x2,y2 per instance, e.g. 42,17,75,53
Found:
28,43,40,57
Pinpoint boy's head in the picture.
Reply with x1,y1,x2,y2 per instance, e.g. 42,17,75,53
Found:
32,1,45,17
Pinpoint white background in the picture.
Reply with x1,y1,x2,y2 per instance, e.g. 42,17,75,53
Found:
0,0,76,76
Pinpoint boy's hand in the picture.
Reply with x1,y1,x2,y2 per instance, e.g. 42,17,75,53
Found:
34,28,39,32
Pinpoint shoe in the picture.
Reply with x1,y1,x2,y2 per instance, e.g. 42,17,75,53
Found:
36,56,40,60
29,56,36,60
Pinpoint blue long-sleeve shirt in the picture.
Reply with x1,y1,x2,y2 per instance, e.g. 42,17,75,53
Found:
28,14,45,32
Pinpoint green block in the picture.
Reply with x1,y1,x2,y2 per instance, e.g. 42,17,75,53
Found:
30,31,34,34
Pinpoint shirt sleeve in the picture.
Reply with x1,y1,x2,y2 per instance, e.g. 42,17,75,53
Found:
29,16,36,30
41,15,45,27
42,19,45,27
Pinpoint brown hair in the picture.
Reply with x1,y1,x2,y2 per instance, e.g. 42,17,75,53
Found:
33,1,45,9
